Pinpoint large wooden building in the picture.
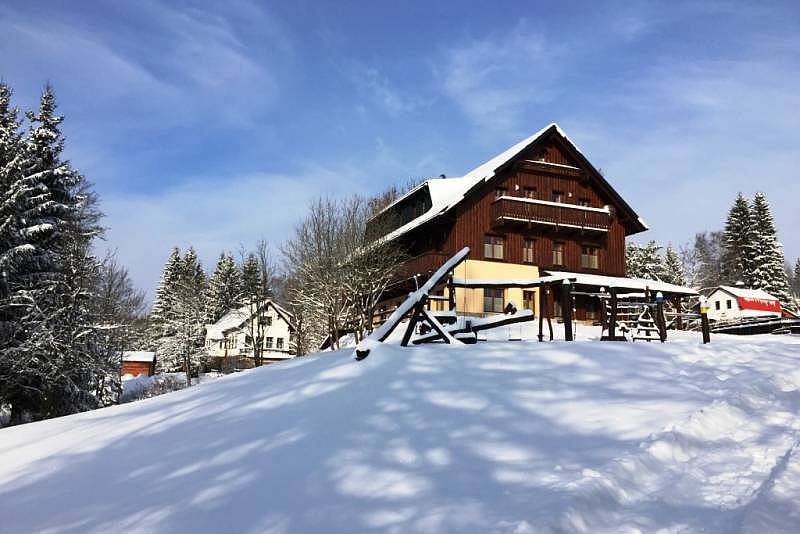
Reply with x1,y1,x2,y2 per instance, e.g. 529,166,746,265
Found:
370,123,654,321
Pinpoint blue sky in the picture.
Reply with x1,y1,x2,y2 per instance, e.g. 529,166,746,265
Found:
2,1,799,298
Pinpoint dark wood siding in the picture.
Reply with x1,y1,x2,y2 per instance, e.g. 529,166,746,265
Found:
429,139,627,276
121,360,154,377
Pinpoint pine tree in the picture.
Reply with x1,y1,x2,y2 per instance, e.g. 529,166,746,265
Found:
661,245,687,286
794,258,800,296
150,247,182,329
639,241,663,280
722,193,757,286
151,247,208,381
749,193,792,304
0,85,111,423
206,252,241,323
625,242,643,278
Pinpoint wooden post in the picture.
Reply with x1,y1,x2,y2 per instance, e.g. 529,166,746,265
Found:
400,297,427,347
538,286,545,342
656,303,666,342
700,297,711,344
447,276,456,311
608,287,618,339
562,280,573,341
674,297,684,330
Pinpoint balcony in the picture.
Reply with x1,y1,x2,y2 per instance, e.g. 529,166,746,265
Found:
491,196,611,233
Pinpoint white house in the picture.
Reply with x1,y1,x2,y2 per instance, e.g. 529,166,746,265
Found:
205,300,295,365
706,285,782,322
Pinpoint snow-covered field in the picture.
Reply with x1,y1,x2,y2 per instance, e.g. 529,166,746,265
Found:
1,328,799,533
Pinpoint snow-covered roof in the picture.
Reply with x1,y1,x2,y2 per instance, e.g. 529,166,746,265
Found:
121,351,155,363
543,270,699,296
206,300,294,339
449,270,698,296
712,286,779,301
378,123,646,243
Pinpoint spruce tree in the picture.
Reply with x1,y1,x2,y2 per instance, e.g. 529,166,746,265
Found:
750,192,791,304
0,85,111,422
661,245,687,286
794,258,800,296
625,242,643,278
152,247,208,380
722,193,757,286
638,241,663,280
207,252,241,323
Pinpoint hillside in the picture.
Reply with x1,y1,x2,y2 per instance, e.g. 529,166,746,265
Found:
1,330,799,533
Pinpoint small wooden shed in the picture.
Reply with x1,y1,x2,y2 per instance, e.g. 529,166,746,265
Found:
121,351,156,377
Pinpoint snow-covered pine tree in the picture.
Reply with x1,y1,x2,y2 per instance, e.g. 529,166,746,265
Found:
206,252,241,323
750,192,792,304
722,193,757,287
151,247,181,327
0,85,111,423
0,82,25,303
661,245,687,286
625,242,643,278
638,241,663,280
153,248,208,382
794,258,800,297
240,242,274,367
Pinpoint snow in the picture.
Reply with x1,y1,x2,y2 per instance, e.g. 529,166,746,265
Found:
497,195,611,214
356,246,469,351
714,285,779,302
544,270,699,296
205,300,293,340
1,329,800,533
379,123,647,244
121,351,155,363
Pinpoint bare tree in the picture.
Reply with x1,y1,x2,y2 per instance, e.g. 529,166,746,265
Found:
283,195,406,351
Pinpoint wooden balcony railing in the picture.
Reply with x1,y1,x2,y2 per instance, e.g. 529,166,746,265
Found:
398,251,451,280
491,196,611,232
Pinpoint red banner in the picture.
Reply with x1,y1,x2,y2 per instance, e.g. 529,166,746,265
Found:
737,297,782,313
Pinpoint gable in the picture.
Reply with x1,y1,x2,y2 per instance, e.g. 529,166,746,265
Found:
374,123,647,245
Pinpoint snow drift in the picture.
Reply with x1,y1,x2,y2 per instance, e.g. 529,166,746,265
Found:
1,328,799,533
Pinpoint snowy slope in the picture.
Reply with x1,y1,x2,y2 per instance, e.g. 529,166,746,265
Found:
1,330,799,533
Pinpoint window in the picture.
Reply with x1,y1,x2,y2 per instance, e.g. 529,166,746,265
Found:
523,239,535,263
578,198,591,207
727,300,732,309
523,291,536,312
581,246,599,269
264,316,272,326
554,298,562,317
265,337,274,349
484,235,504,259
552,190,564,203
276,338,284,349
522,187,537,199
552,242,564,265
484,288,504,313
715,301,721,310
495,188,508,199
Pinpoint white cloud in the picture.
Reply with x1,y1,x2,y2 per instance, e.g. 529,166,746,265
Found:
437,23,562,135
100,166,347,300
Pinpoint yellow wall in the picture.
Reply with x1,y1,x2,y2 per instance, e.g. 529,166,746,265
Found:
449,259,540,317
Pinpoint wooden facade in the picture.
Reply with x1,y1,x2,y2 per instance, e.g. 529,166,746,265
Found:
372,125,647,320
